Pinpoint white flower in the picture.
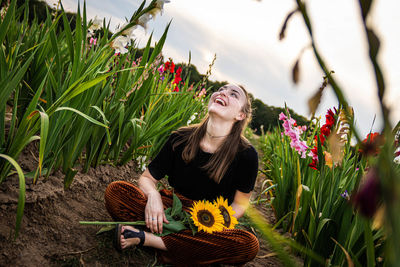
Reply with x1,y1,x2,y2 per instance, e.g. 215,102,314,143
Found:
187,112,198,125
89,16,102,31
86,29,94,38
116,22,137,39
111,36,130,54
148,7,162,19
394,155,400,165
137,13,152,31
136,156,147,171
156,0,170,11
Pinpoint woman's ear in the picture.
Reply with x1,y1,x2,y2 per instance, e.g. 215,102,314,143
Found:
235,112,246,121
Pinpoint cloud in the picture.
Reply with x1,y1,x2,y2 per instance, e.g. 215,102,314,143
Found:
46,0,399,136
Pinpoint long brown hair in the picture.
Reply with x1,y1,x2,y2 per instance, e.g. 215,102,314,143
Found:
172,85,253,183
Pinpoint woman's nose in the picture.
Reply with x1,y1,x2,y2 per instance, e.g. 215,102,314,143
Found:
218,90,227,97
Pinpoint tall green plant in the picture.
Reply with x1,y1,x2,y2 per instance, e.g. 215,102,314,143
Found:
0,0,208,238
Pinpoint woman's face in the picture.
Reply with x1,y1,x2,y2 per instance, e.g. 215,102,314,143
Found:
208,84,247,122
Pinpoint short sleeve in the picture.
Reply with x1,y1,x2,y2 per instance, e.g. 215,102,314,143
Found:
147,134,176,180
235,146,258,193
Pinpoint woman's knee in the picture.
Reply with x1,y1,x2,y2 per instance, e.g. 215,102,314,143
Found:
235,230,260,262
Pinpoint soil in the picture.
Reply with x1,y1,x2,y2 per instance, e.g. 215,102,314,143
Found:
0,144,297,266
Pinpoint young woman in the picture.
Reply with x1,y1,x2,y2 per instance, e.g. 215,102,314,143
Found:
105,84,259,265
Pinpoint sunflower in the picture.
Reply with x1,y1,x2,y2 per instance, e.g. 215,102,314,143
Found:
190,200,224,234
214,196,238,229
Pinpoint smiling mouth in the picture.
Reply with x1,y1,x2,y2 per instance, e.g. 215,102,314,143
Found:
215,98,226,106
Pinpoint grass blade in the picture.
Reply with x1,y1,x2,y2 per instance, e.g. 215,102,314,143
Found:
0,153,25,240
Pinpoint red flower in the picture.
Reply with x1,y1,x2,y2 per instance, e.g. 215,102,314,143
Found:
164,61,175,73
320,125,331,137
173,66,182,84
173,85,179,92
308,108,337,170
359,132,382,156
308,160,318,170
164,61,170,71
176,66,182,76
174,76,182,84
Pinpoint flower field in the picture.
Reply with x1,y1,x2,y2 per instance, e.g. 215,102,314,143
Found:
1,0,400,266
256,107,400,265
0,0,206,240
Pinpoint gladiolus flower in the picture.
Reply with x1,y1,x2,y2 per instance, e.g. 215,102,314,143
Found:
341,190,350,200
352,168,381,218
89,16,102,31
308,108,337,170
164,60,175,73
148,7,162,19
324,151,333,168
111,36,130,54
279,112,309,158
89,37,97,46
116,22,137,40
158,65,164,74
278,112,287,121
156,0,170,11
197,88,206,98
137,13,152,31
359,132,382,156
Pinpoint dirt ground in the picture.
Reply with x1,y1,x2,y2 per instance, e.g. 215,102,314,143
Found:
0,145,295,266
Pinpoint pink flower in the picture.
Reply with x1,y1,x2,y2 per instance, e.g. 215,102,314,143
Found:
279,112,309,158
197,88,206,98
158,65,164,74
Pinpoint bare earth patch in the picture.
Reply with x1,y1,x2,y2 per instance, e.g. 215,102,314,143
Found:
0,147,287,266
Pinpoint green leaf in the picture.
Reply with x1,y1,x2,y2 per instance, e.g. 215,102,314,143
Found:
55,107,109,129
96,225,115,235
171,192,183,218
0,0,16,44
0,154,25,240
37,111,49,179
64,167,78,189
159,218,186,236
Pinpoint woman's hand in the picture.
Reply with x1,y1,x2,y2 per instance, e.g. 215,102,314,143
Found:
138,169,170,234
231,190,252,219
145,191,169,234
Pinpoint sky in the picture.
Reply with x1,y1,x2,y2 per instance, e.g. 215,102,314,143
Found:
46,0,400,137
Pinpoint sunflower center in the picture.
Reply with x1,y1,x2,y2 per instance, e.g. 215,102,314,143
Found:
197,210,215,227
219,206,231,227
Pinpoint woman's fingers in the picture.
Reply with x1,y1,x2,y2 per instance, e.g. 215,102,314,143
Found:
158,213,164,233
151,213,159,233
163,213,169,224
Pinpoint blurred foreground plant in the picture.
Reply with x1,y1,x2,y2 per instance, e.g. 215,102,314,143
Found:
250,0,399,265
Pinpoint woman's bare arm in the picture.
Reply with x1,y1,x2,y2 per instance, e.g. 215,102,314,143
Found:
231,190,252,219
138,169,169,234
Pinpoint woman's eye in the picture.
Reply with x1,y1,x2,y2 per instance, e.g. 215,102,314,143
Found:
231,93,238,98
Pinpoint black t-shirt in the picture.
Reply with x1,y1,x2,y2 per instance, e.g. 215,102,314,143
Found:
148,133,258,205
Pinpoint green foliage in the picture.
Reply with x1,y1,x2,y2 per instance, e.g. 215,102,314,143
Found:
0,0,207,237
257,114,388,265
251,97,309,135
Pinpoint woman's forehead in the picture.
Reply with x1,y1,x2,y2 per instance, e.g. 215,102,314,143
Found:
220,84,245,97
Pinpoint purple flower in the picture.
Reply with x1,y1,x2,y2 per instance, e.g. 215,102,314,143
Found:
352,168,381,218
158,65,164,75
279,112,287,121
340,190,349,200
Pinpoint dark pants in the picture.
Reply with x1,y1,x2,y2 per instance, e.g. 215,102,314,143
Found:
104,181,259,266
